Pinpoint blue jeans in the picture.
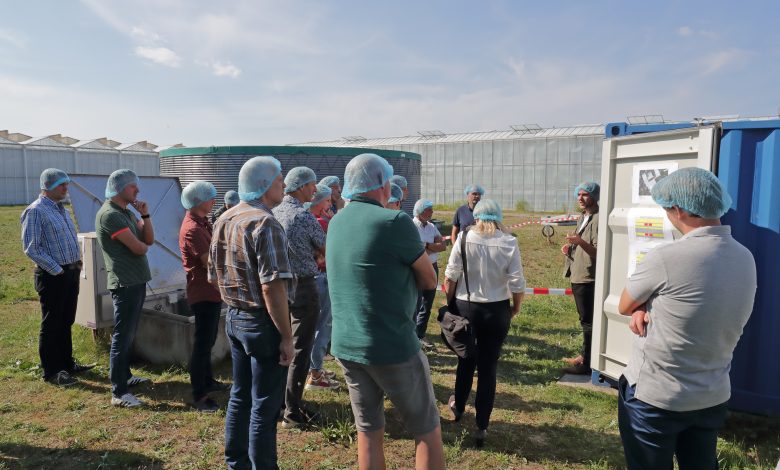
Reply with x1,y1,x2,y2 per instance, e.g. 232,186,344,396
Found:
415,262,438,339
224,307,287,470
309,273,331,371
618,376,727,470
109,283,146,397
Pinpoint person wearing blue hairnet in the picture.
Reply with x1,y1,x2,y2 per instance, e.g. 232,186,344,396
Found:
385,183,404,210
616,167,755,469
561,181,600,375
20,168,95,387
390,174,409,202
272,166,328,428
412,199,446,349
95,169,155,407
444,199,525,448
209,156,294,469
303,184,341,392
327,153,444,468
451,184,485,245
178,181,228,412
211,190,240,223
319,176,344,215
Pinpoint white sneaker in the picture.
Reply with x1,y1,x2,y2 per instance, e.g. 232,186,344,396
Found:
111,392,144,408
127,375,151,387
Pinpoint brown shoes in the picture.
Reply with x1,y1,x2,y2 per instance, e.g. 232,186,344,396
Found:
562,355,584,366
562,363,591,375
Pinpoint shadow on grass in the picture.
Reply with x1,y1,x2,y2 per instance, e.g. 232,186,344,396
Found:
441,420,624,467
0,443,162,469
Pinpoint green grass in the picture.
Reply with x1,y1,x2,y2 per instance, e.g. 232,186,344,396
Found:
1,204,778,469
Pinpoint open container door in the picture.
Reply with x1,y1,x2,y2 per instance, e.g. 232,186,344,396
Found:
591,126,718,383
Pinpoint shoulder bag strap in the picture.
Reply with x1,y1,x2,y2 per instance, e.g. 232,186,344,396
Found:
460,227,471,301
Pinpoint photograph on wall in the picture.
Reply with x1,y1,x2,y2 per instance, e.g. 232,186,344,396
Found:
632,162,679,204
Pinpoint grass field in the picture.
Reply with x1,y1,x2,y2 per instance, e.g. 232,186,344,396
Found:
1,205,778,469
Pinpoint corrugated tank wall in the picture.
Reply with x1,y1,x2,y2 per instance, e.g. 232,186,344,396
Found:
159,146,422,214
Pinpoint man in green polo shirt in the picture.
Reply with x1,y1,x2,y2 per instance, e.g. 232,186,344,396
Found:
327,153,444,470
95,169,154,408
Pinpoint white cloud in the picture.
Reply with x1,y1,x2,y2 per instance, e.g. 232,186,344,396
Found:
678,25,717,39
211,61,241,78
0,28,26,48
699,48,750,75
677,26,693,36
130,26,161,44
134,46,182,67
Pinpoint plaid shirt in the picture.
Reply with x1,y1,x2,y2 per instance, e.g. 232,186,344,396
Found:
272,195,326,277
20,195,81,275
208,200,293,311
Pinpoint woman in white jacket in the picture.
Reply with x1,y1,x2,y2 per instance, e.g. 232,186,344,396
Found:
444,199,525,447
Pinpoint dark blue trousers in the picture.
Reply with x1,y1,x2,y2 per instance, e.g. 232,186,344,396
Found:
618,376,728,470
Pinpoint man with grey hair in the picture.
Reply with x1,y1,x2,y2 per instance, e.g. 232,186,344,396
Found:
273,166,327,428
617,167,756,469
210,156,294,469
327,153,444,470
21,168,94,387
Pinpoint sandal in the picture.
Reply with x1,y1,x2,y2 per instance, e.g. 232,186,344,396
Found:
448,394,462,422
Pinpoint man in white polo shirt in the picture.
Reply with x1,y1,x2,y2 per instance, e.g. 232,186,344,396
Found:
412,199,446,348
617,167,757,469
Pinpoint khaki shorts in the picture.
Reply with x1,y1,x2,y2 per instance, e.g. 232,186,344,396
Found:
337,350,440,436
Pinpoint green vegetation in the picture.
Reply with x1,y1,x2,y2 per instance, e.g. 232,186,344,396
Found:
1,205,778,469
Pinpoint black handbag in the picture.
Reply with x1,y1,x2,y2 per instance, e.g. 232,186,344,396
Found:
438,228,476,359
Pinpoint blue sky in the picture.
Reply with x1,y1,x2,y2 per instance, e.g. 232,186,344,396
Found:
1,1,778,146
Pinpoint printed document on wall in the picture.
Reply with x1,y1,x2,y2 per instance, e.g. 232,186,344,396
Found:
626,207,675,277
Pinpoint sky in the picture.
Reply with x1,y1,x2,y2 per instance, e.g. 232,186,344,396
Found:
1,0,779,146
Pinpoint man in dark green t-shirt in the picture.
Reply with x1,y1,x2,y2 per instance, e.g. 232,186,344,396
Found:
95,169,154,408
327,153,444,469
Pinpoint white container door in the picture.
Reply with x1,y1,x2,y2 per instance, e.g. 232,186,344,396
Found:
591,126,718,380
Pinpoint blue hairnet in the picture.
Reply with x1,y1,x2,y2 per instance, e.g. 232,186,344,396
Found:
181,180,217,210
238,156,282,202
413,199,434,217
320,175,341,188
105,169,139,198
284,166,317,194
388,183,403,203
224,190,240,206
342,153,394,199
651,167,732,219
310,183,332,207
40,168,70,191
390,175,408,189
464,184,485,196
574,181,600,202
473,199,503,222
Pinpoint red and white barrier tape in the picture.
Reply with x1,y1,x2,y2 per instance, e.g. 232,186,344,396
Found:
441,215,579,240
438,284,572,296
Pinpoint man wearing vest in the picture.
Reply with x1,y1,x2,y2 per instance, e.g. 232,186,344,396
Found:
561,182,599,375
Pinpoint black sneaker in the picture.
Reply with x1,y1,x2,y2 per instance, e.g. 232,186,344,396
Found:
46,370,77,387
282,406,320,428
69,360,97,374
203,380,231,394
193,397,219,413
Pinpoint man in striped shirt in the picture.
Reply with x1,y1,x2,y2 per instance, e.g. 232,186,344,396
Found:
21,168,94,386
209,156,294,470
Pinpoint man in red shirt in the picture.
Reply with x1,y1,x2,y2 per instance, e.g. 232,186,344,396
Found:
179,180,228,412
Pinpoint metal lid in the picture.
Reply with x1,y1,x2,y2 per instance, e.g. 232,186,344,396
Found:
68,174,186,293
